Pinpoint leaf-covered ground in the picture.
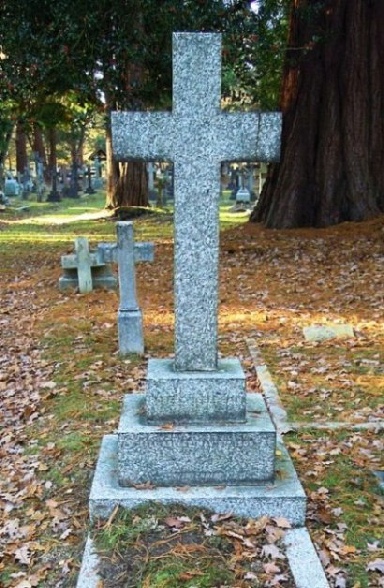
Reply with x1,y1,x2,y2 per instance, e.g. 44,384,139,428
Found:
0,199,383,587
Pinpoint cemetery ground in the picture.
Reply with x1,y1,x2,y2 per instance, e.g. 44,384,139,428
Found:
0,193,383,588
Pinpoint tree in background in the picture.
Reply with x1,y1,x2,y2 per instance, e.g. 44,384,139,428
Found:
251,0,384,228
1,0,267,209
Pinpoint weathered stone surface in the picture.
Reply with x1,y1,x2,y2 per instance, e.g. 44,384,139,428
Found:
303,324,354,342
146,358,246,423
89,434,306,525
283,528,330,588
97,241,154,265
59,238,117,292
112,33,281,371
117,395,275,487
75,237,93,293
58,267,117,291
118,309,144,355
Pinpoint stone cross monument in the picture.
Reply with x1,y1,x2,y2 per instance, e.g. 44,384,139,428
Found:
112,33,280,372
86,32,305,528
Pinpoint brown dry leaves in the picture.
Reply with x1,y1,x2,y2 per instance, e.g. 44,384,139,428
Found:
1,214,384,586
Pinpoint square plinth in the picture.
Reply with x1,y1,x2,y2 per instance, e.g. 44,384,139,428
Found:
117,394,276,487
146,358,246,424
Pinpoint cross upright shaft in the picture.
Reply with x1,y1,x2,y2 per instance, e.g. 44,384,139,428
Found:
112,33,281,372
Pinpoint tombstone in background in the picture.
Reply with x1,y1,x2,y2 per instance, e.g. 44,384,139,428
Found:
59,238,117,293
35,159,46,202
235,186,251,205
4,176,20,197
60,228,154,346
86,32,306,525
98,223,154,354
92,156,104,190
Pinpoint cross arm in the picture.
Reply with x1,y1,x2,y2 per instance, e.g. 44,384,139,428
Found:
97,242,154,264
219,112,282,163
112,112,174,161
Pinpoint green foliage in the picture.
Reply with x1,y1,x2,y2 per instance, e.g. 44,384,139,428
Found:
1,0,289,115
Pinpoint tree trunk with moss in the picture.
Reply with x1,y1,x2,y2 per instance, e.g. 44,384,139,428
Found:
251,0,384,228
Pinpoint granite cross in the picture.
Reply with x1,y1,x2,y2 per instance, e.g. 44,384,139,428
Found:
98,222,154,354
72,237,93,293
112,32,281,371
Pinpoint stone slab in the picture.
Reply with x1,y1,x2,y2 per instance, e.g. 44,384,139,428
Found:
146,358,246,423
76,537,100,588
117,394,276,487
283,527,330,588
58,267,117,291
303,324,354,342
89,434,306,525
118,309,144,355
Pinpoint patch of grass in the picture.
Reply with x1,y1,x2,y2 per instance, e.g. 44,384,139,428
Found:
92,503,294,588
285,429,384,587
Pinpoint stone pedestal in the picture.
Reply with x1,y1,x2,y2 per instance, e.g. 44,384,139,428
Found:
59,264,117,291
117,309,144,355
146,358,246,423
88,374,306,524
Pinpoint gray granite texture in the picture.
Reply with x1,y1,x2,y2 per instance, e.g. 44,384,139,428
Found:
146,358,246,423
76,537,100,588
283,528,330,587
89,434,306,525
118,309,144,355
303,324,354,342
59,237,117,292
111,32,281,372
97,242,154,265
117,394,276,487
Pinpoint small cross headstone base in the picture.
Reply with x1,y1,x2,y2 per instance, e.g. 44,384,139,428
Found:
59,265,117,292
118,309,144,355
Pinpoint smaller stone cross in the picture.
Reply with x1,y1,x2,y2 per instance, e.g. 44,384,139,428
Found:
75,237,92,293
98,222,154,354
59,237,117,293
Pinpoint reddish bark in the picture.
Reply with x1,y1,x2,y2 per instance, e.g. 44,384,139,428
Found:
114,161,148,208
251,0,384,228
15,120,28,175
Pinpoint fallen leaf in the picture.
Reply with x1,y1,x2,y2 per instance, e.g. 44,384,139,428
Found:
367,559,384,573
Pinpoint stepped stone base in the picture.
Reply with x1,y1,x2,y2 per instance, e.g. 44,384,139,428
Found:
89,434,306,525
118,309,144,355
118,394,275,486
146,358,246,423
59,266,117,291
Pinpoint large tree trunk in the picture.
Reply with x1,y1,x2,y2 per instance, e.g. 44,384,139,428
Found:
46,127,60,201
32,124,46,163
115,161,148,207
104,120,120,208
251,0,384,228
15,120,28,175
